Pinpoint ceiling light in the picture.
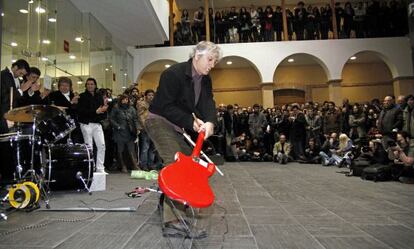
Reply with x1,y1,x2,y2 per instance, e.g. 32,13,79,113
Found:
1,13,4,17
350,56,357,60
35,7,46,14
288,58,294,63
165,64,170,68
48,17,56,22
226,61,232,65
19,9,29,14
41,57,48,61
69,55,76,59
124,73,128,76
42,39,51,44
11,59,16,63
29,0,34,3
110,65,112,68
77,81,83,84
10,42,18,47
75,37,84,43
105,68,109,71
122,86,126,89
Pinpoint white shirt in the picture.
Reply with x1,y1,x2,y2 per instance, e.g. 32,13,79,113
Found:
63,92,70,102
8,67,23,96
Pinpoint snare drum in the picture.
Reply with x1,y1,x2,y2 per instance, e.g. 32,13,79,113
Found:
43,143,94,190
37,113,76,144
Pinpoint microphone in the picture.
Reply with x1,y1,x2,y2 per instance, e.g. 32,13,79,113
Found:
76,171,82,179
76,171,92,195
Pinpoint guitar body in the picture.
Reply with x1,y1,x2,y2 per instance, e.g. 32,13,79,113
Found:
158,132,217,208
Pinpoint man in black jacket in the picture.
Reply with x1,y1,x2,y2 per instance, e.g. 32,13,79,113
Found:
0,59,31,133
77,78,108,174
146,41,221,239
378,95,403,149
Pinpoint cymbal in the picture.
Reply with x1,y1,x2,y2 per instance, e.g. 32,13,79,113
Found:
4,105,62,123
51,105,68,111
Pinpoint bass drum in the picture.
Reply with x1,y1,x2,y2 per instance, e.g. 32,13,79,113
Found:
43,144,94,190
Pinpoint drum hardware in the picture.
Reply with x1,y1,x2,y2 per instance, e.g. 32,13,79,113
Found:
76,172,92,195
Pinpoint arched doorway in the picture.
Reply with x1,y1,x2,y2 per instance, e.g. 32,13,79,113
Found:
136,59,177,93
341,51,393,103
211,56,261,107
274,53,329,104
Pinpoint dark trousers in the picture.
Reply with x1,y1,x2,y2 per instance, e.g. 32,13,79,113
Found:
116,140,138,170
145,117,192,223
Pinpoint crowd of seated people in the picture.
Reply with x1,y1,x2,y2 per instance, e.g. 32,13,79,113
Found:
214,94,414,183
174,0,408,45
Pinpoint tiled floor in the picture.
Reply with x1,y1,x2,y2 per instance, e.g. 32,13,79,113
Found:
1,162,413,249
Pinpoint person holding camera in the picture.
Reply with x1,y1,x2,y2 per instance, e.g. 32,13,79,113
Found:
389,133,414,184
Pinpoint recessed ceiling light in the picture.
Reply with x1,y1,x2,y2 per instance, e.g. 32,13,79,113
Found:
226,61,232,65
105,68,109,71
124,73,128,76
75,37,84,43
35,7,46,14
69,55,76,59
77,81,83,84
1,13,4,17
110,65,112,68
122,86,126,89
42,39,50,44
11,59,16,63
29,0,34,3
41,57,48,61
19,9,29,14
350,56,357,60
165,64,170,68
48,17,56,22
10,42,18,47
288,58,294,63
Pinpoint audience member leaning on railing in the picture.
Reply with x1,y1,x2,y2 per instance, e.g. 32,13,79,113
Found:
173,1,408,46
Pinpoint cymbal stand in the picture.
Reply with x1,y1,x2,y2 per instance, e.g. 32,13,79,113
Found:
21,113,51,209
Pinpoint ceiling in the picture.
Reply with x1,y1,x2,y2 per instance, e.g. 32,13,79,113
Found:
70,0,168,48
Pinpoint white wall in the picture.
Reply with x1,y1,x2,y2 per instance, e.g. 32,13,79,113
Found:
128,37,413,83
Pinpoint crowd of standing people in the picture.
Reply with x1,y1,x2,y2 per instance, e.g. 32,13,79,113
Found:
174,0,409,45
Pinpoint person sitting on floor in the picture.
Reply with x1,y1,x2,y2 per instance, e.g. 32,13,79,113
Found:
319,132,340,166
273,134,292,164
298,137,321,164
389,132,414,183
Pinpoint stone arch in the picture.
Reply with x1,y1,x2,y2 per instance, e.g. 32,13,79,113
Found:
340,51,394,103
210,56,263,107
136,59,178,92
340,50,398,79
274,53,331,83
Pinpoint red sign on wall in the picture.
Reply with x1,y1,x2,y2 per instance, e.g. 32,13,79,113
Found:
63,40,69,53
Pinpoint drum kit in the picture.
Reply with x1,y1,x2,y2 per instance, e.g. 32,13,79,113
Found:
0,105,94,218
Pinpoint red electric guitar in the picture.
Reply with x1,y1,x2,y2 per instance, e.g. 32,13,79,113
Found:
158,131,216,208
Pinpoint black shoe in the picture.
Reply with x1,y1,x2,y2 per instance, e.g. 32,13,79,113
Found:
163,222,208,239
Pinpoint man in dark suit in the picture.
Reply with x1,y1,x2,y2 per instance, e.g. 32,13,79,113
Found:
146,41,221,239
0,59,31,133
19,67,49,106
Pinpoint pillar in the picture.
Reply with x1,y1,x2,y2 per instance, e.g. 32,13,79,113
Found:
205,0,210,41
169,0,174,46
393,77,414,97
261,82,274,108
331,0,338,39
327,80,342,106
281,0,288,41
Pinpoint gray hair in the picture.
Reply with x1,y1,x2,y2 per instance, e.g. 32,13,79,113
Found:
190,41,222,62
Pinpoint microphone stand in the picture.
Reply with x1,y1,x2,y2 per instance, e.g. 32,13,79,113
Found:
76,171,92,195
